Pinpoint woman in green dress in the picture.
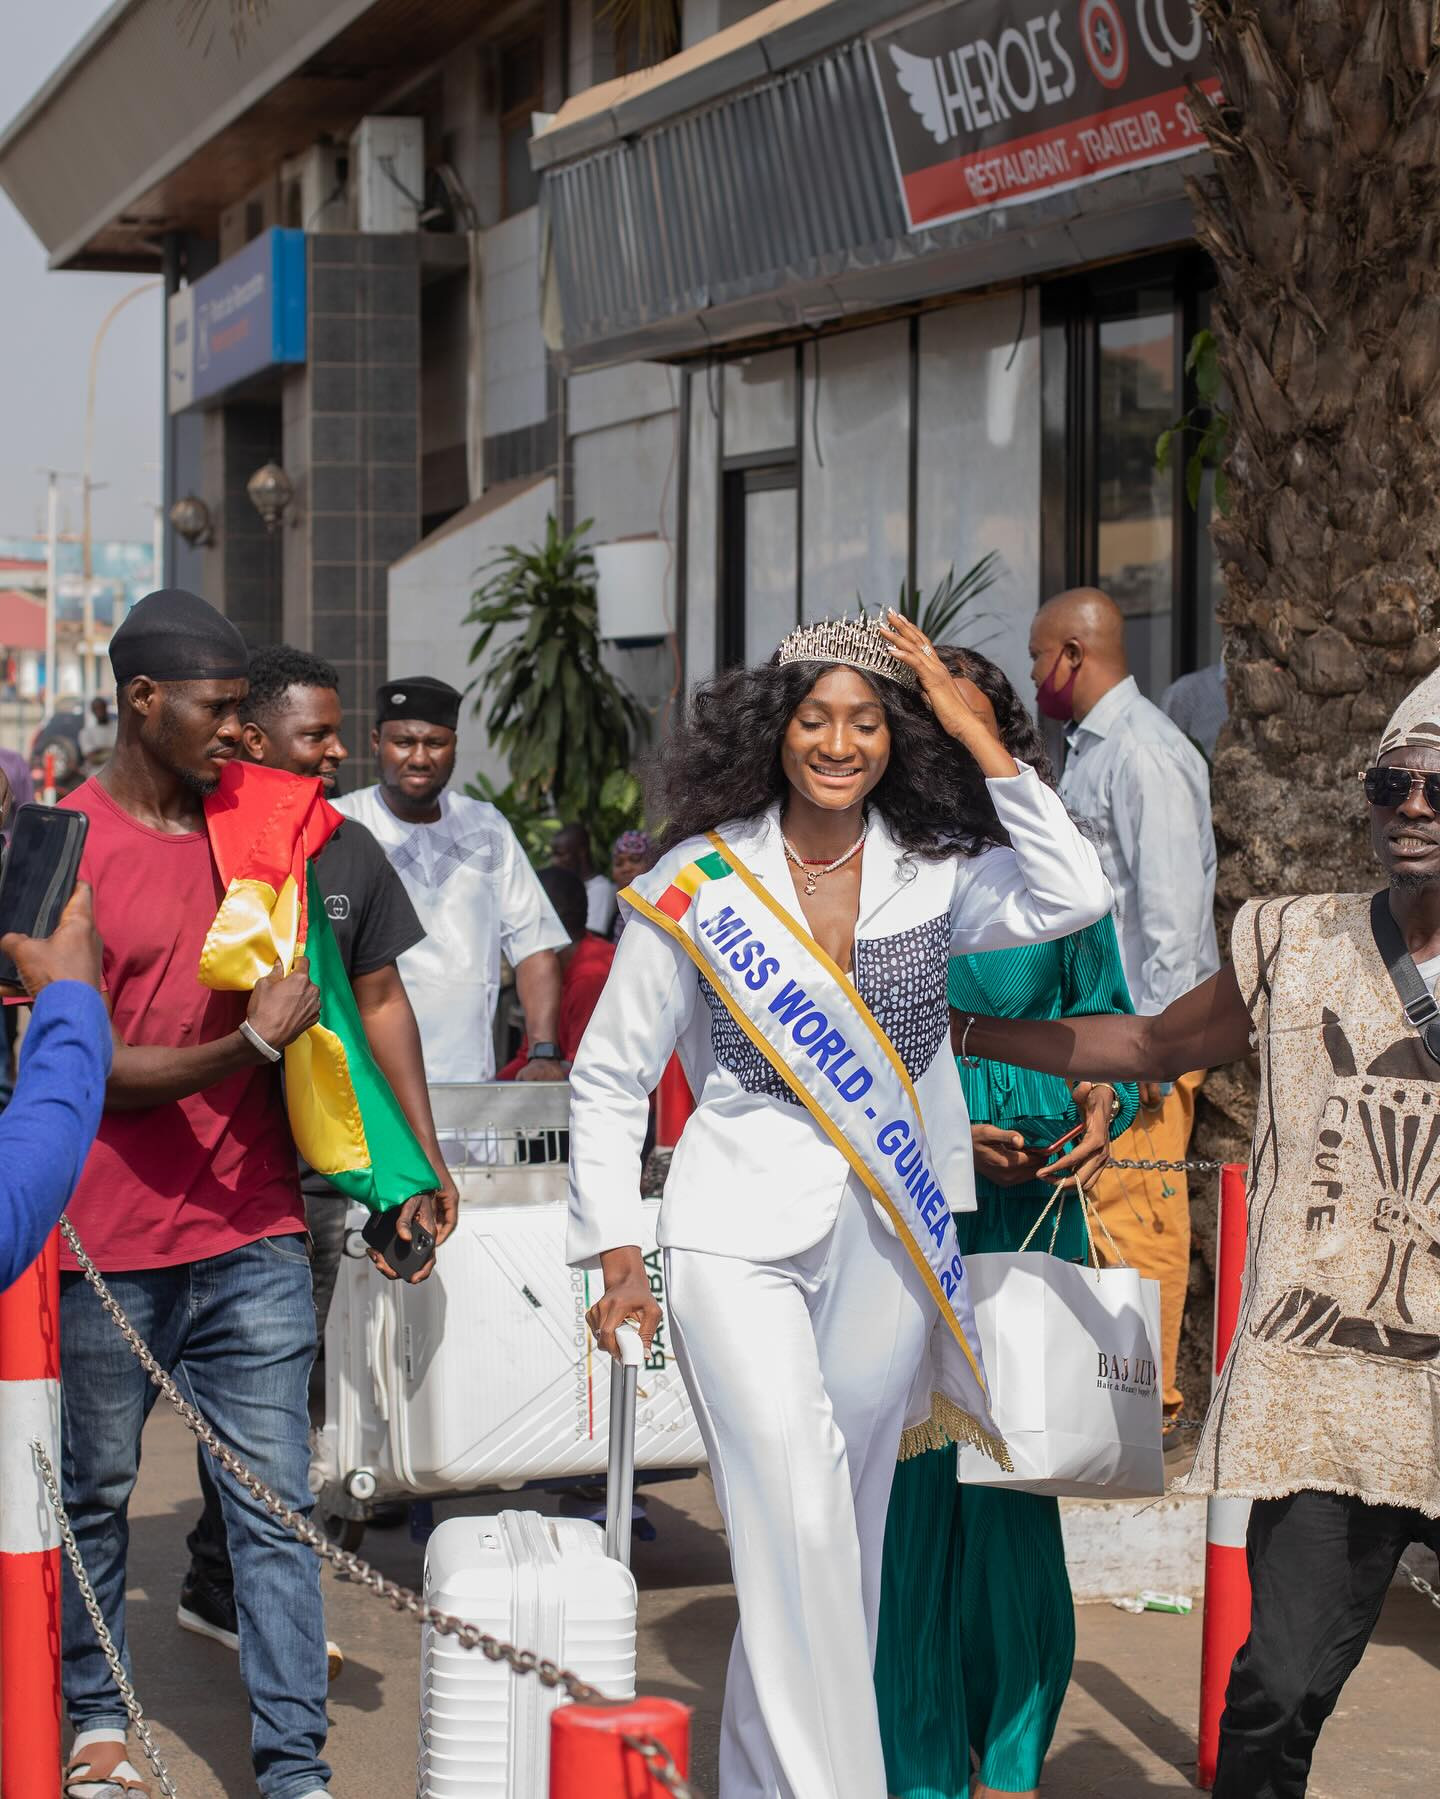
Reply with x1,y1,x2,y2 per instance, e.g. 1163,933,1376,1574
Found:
874,647,1138,1799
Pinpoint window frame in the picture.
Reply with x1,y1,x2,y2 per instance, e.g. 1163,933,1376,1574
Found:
498,29,545,220
1040,249,1218,691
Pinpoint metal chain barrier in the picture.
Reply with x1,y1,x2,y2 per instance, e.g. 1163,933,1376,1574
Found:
32,1439,180,1799
622,1733,696,1799
1397,1556,1440,1614
1110,1157,1227,1174
58,1217,700,1798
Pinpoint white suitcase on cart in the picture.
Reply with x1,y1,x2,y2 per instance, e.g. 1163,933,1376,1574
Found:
314,1082,704,1509
417,1325,644,1797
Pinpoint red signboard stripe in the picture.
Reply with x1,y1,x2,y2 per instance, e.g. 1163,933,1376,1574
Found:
903,77,1221,226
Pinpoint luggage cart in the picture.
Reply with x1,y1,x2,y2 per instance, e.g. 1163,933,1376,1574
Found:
312,1082,703,1552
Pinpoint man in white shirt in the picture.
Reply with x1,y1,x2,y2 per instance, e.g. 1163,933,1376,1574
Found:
77,695,117,771
550,822,618,936
332,677,569,1096
1029,588,1220,1419
1161,661,1228,762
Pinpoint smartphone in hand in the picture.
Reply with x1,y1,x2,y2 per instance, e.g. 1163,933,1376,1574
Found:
0,804,88,988
361,1205,436,1279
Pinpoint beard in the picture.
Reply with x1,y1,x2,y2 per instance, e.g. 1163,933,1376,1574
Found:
1390,869,1440,890
176,764,220,799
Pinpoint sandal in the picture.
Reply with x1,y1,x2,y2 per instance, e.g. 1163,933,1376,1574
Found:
64,1743,151,1797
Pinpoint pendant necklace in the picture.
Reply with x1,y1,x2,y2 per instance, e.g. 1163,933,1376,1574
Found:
782,829,865,897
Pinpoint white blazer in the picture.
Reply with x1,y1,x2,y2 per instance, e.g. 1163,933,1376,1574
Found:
566,764,1111,1269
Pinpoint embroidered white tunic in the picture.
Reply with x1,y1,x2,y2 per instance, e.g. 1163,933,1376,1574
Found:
567,764,1112,1268
333,786,568,1083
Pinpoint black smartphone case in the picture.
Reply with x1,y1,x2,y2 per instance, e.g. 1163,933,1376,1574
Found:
0,805,89,986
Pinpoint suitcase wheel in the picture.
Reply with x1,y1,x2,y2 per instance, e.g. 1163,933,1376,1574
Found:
320,1509,367,1554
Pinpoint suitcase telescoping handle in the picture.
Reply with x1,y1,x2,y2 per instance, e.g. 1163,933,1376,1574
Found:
605,1323,643,1566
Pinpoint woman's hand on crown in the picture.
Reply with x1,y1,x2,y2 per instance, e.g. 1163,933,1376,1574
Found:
879,611,1019,778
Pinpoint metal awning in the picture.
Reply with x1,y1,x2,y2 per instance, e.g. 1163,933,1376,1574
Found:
0,0,486,271
536,3,1205,370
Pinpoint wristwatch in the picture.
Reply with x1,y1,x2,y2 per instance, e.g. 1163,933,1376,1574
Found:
527,1041,561,1062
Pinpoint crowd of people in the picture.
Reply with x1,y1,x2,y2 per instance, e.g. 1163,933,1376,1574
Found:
0,576,1435,1799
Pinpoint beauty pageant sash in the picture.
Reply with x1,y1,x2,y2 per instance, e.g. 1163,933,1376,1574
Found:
624,832,1011,1469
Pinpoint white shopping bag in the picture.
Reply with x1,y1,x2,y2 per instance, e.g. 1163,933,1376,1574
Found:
955,1194,1164,1498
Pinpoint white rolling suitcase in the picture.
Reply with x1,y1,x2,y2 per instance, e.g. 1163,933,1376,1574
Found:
313,1082,704,1511
417,1324,644,1797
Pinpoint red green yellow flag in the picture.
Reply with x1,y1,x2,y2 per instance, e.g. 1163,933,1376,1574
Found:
199,761,438,1213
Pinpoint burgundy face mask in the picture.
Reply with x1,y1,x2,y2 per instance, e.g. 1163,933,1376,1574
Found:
1035,649,1080,722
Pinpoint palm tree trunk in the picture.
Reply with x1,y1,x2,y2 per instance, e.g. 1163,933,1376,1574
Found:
1176,3,1440,1399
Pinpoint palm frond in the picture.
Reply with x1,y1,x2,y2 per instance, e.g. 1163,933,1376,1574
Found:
881,553,1004,643
176,0,269,51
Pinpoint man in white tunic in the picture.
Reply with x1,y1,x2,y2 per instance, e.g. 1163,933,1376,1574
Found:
333,676,569,1090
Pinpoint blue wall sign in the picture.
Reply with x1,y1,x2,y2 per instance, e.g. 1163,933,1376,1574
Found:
167,228,307,414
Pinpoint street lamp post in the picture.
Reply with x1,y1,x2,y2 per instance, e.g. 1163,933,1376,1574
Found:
83,281,161,699
45,473,58,713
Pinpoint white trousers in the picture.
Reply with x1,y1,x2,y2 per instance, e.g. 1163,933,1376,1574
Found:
665,1183,936,1799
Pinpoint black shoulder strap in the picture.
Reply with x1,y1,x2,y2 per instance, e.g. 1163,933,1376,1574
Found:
1369,890,1440,1066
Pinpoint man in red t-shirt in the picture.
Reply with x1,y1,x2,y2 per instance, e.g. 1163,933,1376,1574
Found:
58,590,334,1799
498,866,615,1076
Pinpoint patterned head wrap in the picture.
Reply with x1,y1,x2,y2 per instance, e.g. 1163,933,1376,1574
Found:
613,829,652,858
1378,666,1440,760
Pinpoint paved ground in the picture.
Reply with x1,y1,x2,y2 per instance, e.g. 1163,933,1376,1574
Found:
95,1406,1439,1795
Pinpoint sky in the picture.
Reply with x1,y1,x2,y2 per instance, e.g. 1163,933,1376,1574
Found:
0,2,163,549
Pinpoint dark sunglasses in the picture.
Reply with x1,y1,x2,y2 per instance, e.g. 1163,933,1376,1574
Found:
1361,767,1440,810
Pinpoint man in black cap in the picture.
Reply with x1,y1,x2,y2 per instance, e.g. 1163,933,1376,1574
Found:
332,676,568,1095
57,591,336,1799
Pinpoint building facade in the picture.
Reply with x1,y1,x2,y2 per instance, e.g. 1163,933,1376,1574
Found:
0,0,1225,788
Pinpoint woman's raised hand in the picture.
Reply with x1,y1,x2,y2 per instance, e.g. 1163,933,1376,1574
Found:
588,1245,664,1358
878,610,1018,778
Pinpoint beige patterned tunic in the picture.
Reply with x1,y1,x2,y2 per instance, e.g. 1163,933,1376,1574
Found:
1185,893,1440,1517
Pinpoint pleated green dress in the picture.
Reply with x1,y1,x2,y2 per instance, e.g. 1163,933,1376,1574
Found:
875,917,1138,1797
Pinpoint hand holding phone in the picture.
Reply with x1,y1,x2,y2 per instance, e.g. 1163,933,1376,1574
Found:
0,882,103,996
0,804,90,991
362,1201,437,1282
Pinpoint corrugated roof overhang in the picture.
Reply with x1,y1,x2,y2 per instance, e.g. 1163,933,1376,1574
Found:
0,0,491,271
535,0,1207,371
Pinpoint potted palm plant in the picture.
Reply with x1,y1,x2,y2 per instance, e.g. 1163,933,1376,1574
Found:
465,515,646,837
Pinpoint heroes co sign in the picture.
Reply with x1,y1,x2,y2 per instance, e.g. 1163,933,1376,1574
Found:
869,0,1221,231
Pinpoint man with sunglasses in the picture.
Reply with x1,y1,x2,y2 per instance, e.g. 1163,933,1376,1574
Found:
952,662,1440,1799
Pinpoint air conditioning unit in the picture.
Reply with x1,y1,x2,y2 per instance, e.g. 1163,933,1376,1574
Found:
281,143,348,234
594,538,672,647
350,116,425,234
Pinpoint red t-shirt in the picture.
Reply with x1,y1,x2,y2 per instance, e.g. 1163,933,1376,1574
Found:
498,933,617,1077
60,779,302,1272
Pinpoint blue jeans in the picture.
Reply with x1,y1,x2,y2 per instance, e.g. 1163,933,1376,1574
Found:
60,1235,331,1799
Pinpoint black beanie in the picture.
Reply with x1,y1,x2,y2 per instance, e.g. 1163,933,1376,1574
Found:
110,589,249,686
375,675,462,731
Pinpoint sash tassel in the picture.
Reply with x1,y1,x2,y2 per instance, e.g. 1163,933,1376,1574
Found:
899,1391,1014,1470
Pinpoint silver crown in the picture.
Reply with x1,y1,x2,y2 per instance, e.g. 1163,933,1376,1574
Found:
775,612,917,690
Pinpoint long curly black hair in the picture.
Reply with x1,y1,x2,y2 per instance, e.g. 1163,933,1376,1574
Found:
936,645,1056,787
649,659,1008,861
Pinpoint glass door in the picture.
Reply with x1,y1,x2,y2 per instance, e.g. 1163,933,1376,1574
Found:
1041,253,1219,701
720,462,798,668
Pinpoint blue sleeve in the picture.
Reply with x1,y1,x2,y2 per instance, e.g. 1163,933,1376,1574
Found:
0,983,111,1293
1060,917,1140,1139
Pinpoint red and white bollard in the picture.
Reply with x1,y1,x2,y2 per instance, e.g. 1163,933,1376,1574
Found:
41,748,57,806
551,1697,692,1797
1196,1163,1252,1790
0,1226,63,1798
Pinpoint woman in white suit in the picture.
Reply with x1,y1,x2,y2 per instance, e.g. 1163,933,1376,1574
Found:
567,610,1110,1799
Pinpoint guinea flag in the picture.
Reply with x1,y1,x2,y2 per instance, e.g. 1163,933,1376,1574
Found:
197,760,438,1213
